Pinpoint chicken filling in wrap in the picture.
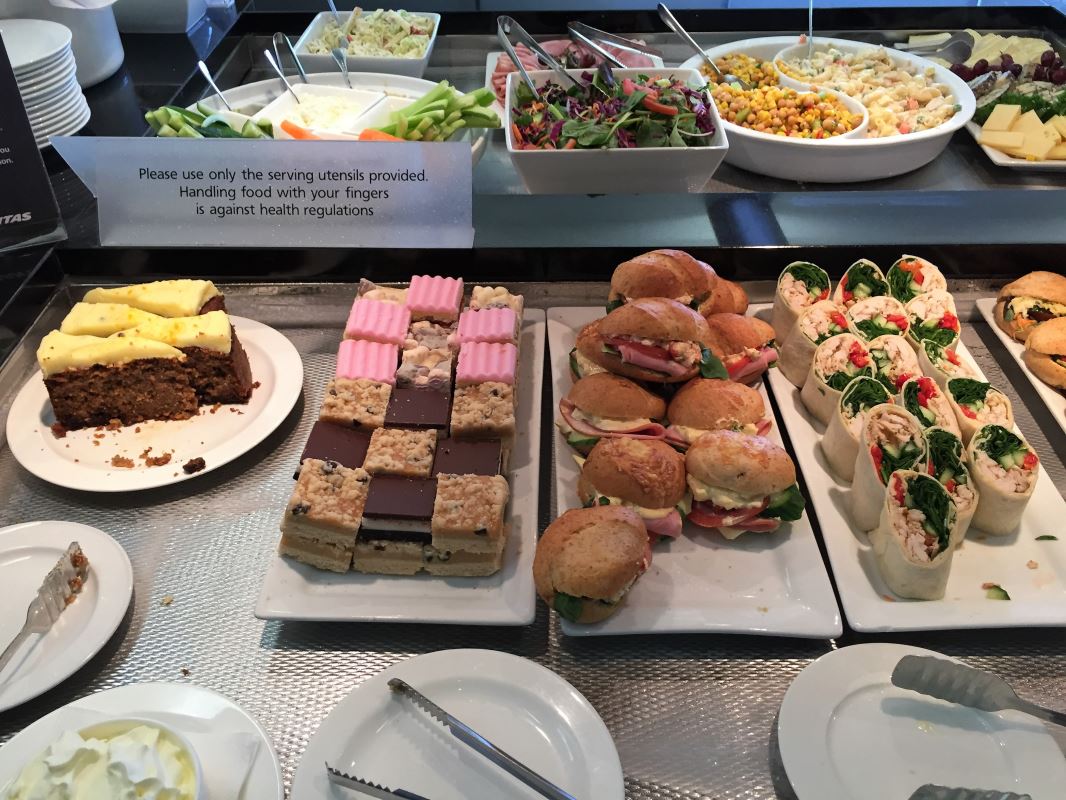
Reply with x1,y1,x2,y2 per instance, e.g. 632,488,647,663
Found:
972,425,1038,495
902,377,952,429
888,473,952,561
922,341,974,380
908,294,960,347
888,256,942,303
779,262,830,310
800,306,850,345
926,428,976,516
868,413,924,484
869,341,916,392
840,377,892,438
818,337,873,390
838,261,888,306
849,298,909,340
948,379,1011,424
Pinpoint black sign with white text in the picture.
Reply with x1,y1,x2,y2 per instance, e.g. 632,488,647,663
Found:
0,39,62,252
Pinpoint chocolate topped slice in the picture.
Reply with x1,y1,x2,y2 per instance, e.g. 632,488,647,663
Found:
361,475,438,533
385,387,451,430
295,421,372,478
431,440,502,477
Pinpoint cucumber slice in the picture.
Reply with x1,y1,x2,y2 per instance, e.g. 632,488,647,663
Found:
167,105,204,125
909,279,922,293
1012,449,1028,467
156,124,178,137
997,454,1015,470
883,442,901,459
985,585,1010,601
940,468,955,484
921,406,936,424
853,284,871,299
565,432,599,453
196,101,216,117
177,125,203,138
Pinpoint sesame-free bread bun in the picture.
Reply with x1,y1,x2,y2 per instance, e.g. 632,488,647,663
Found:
995,271,1066,341
533,506,649,623
685,429,796,497
704,313,775,355
1023,317,1066,389
599,298,714,346
578,437,687,509
567,373,666,420
667,379,765,430
701,277,750,316
609,249,715,306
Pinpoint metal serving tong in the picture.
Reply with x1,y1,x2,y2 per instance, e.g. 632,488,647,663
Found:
566,21,663,68
892,654,1066,728
326,764,429,799
272,31,308,84
497,15,579,99
909,785,1031,800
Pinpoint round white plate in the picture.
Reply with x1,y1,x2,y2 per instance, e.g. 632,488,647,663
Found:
27,91,86,128
35,104,91,148
18,56,77,95
0,521,132,713
22,74,80,111
0,682,283,799
1,19,72,72
292,649,624,799
6,315,302,492
15,50,75,84
779,643,1066,800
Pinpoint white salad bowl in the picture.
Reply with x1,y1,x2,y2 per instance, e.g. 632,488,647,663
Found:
681,36,975,183
504,68,729,195
293,10,440,79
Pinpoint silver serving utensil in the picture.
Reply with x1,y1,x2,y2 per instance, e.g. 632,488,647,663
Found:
806,0,814,60
892,655,1066,728
197,60,232,111
279,32,309,83
568,23,624,68
326,763,430,799
909,785,1032,800
263,49,301,103
566,21,663,60
0,543,89,680
896,31,973,64
388,678,578,800
656,3,750,90
325,0,342,25
332,47,352,88
497,15,581,93
596,61,616,91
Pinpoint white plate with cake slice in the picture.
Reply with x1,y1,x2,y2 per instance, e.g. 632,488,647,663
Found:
291,648,623,800
547,306,842,638
253,313,544,626
5,316,303,492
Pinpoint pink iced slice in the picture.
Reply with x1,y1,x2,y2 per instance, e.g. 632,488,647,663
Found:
344,298,411,344
456,342,518,386
336,339,399,385
406,276,464,318
455,308,517,344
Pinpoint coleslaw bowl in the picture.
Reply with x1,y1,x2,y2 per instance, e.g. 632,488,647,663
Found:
293,10,440,79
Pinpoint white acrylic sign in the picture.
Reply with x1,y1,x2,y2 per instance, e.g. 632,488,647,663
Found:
52,137,474,248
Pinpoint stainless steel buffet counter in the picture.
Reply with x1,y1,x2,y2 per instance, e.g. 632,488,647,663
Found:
0,280,1063,799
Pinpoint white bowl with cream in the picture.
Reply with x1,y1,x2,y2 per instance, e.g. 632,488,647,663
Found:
681,36,975,183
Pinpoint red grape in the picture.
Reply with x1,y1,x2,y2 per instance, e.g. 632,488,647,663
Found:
1040,49,1056,67
1053,68,1066,85
1000,53,1014,67
972,58,989,75
1010,63,1023,77
950,63,970,80
1034,65,1048,81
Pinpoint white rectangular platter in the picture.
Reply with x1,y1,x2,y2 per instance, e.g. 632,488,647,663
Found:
254,311,544,625
548,306,842,638
762,303,1066,632
965,121,1066,172
975,297,1066,438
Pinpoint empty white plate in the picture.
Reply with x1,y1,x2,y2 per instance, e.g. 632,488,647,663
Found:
292,649,624,799
0,521,132,713
1,19,72,72
778,643,1066,800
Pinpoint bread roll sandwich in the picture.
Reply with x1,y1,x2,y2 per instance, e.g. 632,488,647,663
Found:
771,261,831,341
703,275,749,316
664,378,771,450
799,333,873,425
967,424,1039,536
576,298,723,384
945,378,1013,445
869,470,956,600
558,373,667,454
994,270,1066,342
607,249,716,313
570,322,609,380
897,376,961,438
820,376,893,482
846,295,910,342
886,255,947,303
777,300,849,387
533,506,651,624
925,426,978,546
868,334,921,393
917,340,975,390
904,289,960,351
684,430,804,539
851,404,927,531
704,313,778,384
832,258,889,309
578,437,688,541
1022,316,1066,389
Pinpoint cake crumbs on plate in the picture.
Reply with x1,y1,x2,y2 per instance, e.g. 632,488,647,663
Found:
160,594,174,606
140,447,173,468
92,440,100,446
1027,560,1039,570
110,455,134,468
106,418,122,431
93,432,105,439
252,381,261,389
209,403,222,414
183,457,206,474
50,422,67,438
180,667,191,677
135,426,142,433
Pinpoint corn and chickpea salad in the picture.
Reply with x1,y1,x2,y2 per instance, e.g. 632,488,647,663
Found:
776,47,961,137
703,55,861,138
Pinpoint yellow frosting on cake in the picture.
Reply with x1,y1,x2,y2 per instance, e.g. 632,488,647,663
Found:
119,310,231,353
60,302,164,337
82,279,220,317
38,331,184,377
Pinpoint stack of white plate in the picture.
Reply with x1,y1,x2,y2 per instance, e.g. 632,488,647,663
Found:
0,18,91,149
